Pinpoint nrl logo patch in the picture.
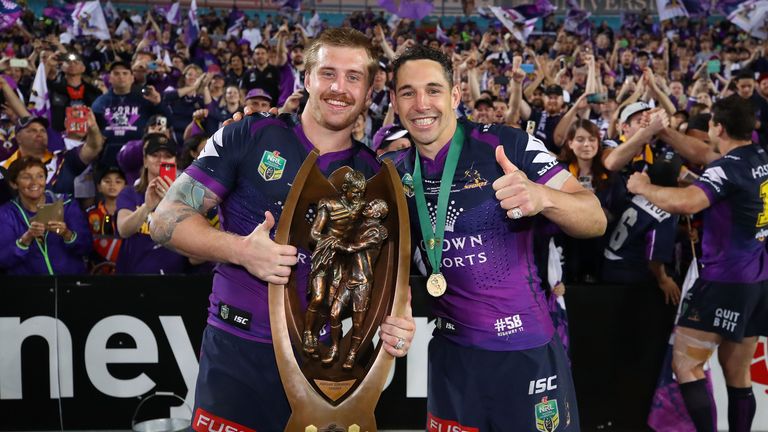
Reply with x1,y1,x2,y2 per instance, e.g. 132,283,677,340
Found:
535,396,560,432
258,150,287,181
401,173,415,197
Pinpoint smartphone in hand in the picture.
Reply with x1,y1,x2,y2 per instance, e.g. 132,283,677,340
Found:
159,162,176,183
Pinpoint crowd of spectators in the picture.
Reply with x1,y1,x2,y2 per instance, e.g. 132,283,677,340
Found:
0,4,765,289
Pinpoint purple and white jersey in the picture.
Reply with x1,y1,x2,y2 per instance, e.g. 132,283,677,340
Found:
387,118,572,351
693,143,768,283
187,113,380,343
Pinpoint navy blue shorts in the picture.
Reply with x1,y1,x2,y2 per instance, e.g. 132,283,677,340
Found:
191,325,290,432
427,335,580,432
678,279,768,341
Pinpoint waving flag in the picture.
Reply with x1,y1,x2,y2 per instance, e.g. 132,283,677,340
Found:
378,0,434,21
436,23,451,44
275,0,301,19
103,0,117,23
716,0,748,15
657,0,689,21
166,2,181,25
306,11,323,37
514,0,555,19
28,62,51,122
71,1,110,40
564,0,592,36
0,0,22,31
226,8,245,39
728,1,768,37
682,0,710,18
184,0,200,46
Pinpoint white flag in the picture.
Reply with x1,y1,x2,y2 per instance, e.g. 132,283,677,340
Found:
28,62,50,121
166,2,181,25
657,0,689,21
306,12,322,37
71,1,110,40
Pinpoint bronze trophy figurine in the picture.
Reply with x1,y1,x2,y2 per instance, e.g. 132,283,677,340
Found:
268,150,410,432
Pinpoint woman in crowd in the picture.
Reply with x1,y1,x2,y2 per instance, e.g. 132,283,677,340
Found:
0,156,92,275
115,134,186,274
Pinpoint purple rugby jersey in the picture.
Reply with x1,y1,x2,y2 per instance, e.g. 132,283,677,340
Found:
186,113,380,343
693,143,768,283
386,118,572,351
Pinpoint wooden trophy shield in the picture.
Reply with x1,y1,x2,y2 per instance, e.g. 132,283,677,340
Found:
268,150,411,432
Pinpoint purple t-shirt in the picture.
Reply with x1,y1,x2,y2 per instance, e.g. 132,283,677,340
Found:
388,119,572,351
115,186,187,274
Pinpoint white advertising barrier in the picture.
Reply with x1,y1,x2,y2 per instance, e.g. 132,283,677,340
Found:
710,336,768,431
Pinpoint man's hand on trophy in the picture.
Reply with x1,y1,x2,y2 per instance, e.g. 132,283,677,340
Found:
379,286,416,357
239,211,298,285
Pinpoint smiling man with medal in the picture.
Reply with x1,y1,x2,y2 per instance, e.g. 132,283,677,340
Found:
386,46,607,430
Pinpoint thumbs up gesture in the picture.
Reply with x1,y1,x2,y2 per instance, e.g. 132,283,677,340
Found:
492,146,545,220
241,211,298,284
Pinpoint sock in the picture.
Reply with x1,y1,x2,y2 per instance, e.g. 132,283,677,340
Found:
679,379,715,432
727,386,755,432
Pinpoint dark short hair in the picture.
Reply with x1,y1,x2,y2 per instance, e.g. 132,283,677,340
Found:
7,156,46,184
391,44,454,90
711,95,755,141
734,69,755,82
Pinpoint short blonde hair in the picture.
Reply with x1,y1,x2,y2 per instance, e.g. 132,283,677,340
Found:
304,28,378,87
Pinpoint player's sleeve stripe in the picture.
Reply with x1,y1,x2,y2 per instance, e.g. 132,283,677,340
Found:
692,181,715,205
186,165,229,199
537,164,566,186
469,127,500,148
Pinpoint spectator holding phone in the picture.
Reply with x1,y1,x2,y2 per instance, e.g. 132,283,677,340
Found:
115,133,186,274
47,52,103,133
0,156,92,275
117,114,173,186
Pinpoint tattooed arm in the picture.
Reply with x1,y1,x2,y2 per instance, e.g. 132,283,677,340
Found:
150,173,299,284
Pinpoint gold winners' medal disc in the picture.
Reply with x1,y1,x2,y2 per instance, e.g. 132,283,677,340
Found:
427,273,447,297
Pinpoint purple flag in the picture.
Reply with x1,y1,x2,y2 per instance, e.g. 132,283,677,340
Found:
378,0,434,21
682,0,711,18
184,0,200,46
514,0,555,19
0,0,21,31
716,0,747,15
436,23,451,44
564,0,592,36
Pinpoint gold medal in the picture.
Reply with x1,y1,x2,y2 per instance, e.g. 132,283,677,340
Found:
427,273,447,297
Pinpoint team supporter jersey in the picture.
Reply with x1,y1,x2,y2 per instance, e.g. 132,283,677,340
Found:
602,195,679,284
187,113,380,343
385,118,572,351
693,144,768,283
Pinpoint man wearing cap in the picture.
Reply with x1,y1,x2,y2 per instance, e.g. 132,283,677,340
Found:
0,114,102,196
603,101,669,173
243,88,273,113
368,59,391,134
92,61,169,170
117,115,174,186
371,124,409,157
522,85,566,153
471,98,494,124
47,52,103,133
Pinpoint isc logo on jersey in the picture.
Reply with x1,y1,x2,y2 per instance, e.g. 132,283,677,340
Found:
258,150,286,181
529,375,558,395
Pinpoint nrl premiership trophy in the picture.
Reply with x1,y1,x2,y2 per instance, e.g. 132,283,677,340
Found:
268,150,410,432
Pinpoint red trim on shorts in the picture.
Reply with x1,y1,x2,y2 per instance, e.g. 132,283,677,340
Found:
192,407,257,432
427,412,479,432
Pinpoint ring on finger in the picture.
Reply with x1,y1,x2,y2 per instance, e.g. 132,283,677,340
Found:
510,207,523,220
394,337,405,350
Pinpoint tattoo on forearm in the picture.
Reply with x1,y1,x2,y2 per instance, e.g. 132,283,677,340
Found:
150,173,220,245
